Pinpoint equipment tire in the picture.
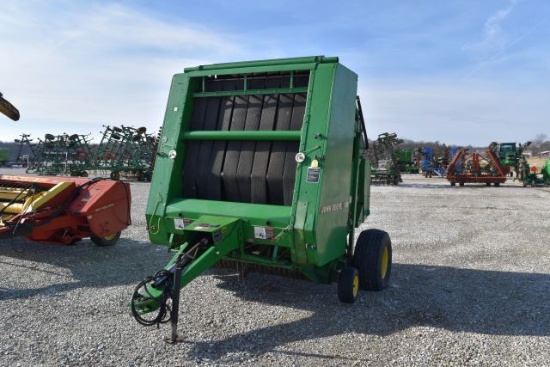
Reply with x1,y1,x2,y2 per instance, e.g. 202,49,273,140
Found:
137,170,145,181
337,267,359,304
353,229,392,291
91,231,121,246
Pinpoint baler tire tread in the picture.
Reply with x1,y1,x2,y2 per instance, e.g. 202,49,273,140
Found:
353,229,392,291
91,231,121,246
337,267,359,304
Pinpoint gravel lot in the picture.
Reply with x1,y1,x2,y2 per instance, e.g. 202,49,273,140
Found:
1,170,549,366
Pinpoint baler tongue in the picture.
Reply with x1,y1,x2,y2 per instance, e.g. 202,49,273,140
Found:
0,175,131,245
131,216,242,342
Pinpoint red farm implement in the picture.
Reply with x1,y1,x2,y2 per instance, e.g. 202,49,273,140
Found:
445,147,508,187
1,91,131,246
0,175,131,245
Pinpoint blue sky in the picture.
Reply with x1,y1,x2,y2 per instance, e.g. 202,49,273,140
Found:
1,0,548,146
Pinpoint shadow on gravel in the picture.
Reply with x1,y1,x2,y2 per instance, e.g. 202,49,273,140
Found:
185,263,549,361
0,237,166,301
397,182,527,190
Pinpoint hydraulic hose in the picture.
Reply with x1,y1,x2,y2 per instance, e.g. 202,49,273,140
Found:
130,269,174,327
130,238,211,328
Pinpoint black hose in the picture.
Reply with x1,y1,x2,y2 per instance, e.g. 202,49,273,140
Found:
130,270,174,327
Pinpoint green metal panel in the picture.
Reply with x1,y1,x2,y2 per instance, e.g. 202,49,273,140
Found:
182,130,301,141
183,56,339,74
305,63,358,266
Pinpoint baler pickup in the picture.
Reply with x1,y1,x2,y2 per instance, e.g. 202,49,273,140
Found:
0,175,131,245
131,56,392,341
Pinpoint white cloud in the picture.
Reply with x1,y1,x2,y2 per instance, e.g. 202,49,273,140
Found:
0,2,246,141
463,0,518,55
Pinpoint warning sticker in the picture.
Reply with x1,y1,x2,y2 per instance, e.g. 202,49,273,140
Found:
174,218,185,230
254,226,275,240
307,167,320,183
254,227,267,239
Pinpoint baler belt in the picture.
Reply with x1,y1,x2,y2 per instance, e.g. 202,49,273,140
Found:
251,94,277,203
182,89,306,206
182,96,208,198
195,97,222,199
222,95,248,202
234,94,262,203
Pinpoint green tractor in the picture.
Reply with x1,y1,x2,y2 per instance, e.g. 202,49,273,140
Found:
490,141,531,177
130,56,393,342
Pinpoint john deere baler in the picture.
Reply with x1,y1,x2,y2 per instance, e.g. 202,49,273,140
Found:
131,56,392,340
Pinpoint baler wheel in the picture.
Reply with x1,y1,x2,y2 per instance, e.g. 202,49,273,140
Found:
337,267,359,303
90,231,121,246
353,229,392,291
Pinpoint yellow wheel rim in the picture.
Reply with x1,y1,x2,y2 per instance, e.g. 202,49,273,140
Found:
380,246,389,279
352,274,359,297
104,232,118,241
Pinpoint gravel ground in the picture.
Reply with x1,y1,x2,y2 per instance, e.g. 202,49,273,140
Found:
0,170,549,366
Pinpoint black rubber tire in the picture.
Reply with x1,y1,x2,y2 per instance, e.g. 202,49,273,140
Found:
337,267,359,304
90,231,121,246
110,171,120,180
353,229,392,291
136,170,145,181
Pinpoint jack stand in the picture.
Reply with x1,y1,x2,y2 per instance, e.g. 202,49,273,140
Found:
165,262,184,344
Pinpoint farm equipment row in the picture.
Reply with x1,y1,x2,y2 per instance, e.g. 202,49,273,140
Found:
13,124,159,180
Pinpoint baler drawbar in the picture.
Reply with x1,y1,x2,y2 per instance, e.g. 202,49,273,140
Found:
130,56,392,342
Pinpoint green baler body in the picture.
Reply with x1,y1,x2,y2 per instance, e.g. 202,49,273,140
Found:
146,56,370,284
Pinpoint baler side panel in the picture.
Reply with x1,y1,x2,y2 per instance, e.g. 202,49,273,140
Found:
310,64,358,266
147,75,192,243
